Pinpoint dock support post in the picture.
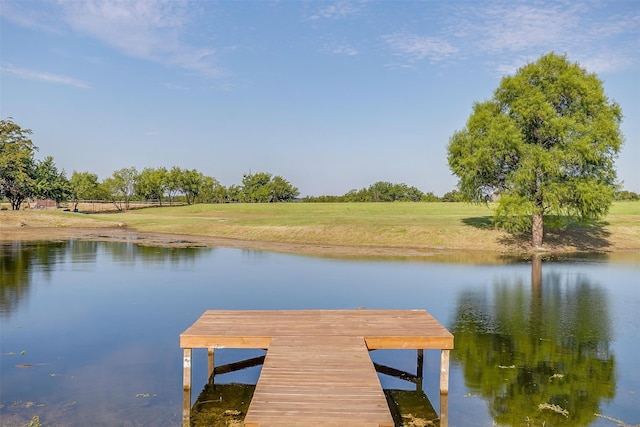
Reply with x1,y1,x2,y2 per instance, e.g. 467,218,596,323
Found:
208,347,215,385
416,349,424,391
182,348,192,427
440,349,449,394
439,391,449,427
439,349,450,427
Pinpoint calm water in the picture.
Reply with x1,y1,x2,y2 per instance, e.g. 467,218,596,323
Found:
1,241,639,427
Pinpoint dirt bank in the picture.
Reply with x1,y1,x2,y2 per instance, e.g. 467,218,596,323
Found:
0,226,514,262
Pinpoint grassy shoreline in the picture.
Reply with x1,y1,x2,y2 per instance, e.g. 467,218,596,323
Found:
1,202,639,258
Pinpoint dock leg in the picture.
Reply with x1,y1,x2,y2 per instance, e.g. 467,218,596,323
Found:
182,348,192,427
440,349,450,394
208,347,215,385
439,391,449,427
416,349,424,391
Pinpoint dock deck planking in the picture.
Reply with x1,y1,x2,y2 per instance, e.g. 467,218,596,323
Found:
180,310,453,426
244,335,393,427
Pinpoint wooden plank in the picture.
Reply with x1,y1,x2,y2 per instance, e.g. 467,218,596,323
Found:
244,335,394,427
365,336,453,349
180,310,453,350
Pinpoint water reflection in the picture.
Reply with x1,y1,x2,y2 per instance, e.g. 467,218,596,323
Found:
385,389,441,426
191,383,253,427
1,241,635,427
451,258,615,426
0,241,212,316
0,241,66,317
190,354,442,427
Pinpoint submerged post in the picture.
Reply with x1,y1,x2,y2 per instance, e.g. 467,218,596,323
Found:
208,347,215,385
440,391,449,427
182,348,192,427
416,349,424,391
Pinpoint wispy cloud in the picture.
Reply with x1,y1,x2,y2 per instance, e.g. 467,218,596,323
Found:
327,44,358,56
1,0,222,78
334,45,358,56
472,3,580,54
1,63,91,89
0,0,64,33
58,0,221,77
161,83,189,91
447,1,640,75
383,32,459,64
307,1,365,20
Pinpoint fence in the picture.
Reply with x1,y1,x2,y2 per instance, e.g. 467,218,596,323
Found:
9,199,186,213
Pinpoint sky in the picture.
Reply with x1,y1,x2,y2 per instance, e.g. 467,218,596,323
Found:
1,0,639,197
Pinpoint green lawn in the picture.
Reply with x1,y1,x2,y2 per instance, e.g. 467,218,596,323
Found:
87,201,639,253
3,201,639,254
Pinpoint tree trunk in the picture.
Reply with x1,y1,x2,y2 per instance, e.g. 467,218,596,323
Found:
530,254,543,340
11,197,24,210
531,254,542,290
532,212,544,248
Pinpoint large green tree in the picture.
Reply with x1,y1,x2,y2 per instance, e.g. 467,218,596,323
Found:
69,171,106,210
166,166,183,205
179,168,204,205
242,172,299,202
198,175,226,204
0,118,37,210
136,167,168,205
242,172,273,202
103,167,139,210
447,53,623,248
33,156,71,206
269,175,299,202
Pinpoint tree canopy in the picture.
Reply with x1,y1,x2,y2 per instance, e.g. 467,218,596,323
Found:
103,167,139,211
241,172,299,203
0,118,38,210
136,167,168,205
33,156,71,205
305,181,438,202
447,53,624,248
69,171,105,209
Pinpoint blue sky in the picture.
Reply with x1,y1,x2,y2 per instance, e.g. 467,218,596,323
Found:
1,0,639,196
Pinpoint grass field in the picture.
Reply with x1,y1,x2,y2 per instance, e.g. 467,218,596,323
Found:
2,201,639,256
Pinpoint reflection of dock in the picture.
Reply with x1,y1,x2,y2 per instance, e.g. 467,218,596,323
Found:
386,389,441,426
180,310,454,426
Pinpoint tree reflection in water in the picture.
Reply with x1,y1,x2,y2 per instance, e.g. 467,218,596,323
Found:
0,241,67,317
189,354,442,426
452,256,615,426
0,240,208,317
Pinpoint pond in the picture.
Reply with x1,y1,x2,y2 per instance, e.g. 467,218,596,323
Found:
1,240,638,427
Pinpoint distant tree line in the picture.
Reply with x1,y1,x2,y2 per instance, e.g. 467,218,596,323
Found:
81,167,301,209
613,190,640,201
304,182,439,202
2,118,638,211
1,118,300,210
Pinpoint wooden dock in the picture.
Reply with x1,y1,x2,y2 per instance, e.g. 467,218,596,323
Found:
180,309,454,426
